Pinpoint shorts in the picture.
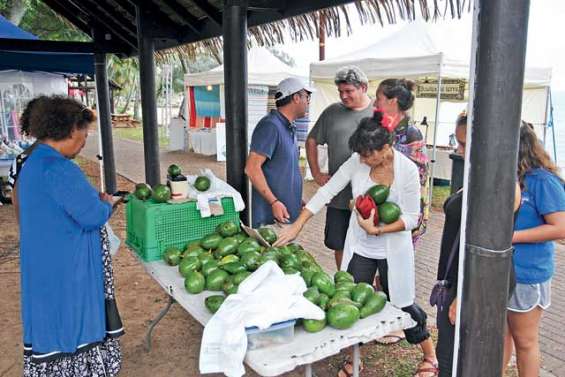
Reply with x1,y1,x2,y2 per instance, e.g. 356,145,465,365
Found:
507,280,551,312
324,207,351,251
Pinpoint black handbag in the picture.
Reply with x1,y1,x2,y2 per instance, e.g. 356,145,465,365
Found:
429,231,459,312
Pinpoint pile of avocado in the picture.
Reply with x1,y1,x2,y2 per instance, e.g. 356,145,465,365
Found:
365,184,401,224
161,220,387,333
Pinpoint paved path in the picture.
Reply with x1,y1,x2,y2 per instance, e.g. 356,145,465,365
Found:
82,134,565,376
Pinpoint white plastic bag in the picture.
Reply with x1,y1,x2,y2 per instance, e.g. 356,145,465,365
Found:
105,223,121,256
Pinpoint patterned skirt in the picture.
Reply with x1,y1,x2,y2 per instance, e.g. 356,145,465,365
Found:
23,227,124,377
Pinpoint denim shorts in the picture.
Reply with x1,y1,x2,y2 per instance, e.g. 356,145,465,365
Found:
507,280,551,313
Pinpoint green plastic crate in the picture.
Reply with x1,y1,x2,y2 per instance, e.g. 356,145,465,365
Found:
126,195,240,262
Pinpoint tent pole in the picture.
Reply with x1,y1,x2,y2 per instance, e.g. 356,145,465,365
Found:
136,4,161,186
455,0,529,375
223,0,249,225
549,90,558,163
428,56,443,209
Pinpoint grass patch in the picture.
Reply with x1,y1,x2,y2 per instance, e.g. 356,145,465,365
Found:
432,185,451,209
112,127,169,147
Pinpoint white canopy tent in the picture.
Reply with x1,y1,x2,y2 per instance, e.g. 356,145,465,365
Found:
185,47,307,87
183,48,308,159
309,21,552,201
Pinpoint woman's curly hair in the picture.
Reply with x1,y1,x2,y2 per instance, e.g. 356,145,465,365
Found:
20,96,49,137
348,110,394,156
27,95,95,141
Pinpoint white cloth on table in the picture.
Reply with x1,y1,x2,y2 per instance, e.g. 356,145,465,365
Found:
199,261,325,377
305,151,420,308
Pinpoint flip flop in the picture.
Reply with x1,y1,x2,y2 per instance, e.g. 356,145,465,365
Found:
414,357,439,377
375,333,405,345
337,358,364,377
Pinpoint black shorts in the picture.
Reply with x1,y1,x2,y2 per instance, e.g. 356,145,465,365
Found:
324,207,351,251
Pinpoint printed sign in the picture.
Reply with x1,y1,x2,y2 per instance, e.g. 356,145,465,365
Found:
416,79,466,101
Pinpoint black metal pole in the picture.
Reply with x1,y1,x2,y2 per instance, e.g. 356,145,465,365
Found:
456,1,530,376
136,5,161,186
223,0,249,224
94,53,117,194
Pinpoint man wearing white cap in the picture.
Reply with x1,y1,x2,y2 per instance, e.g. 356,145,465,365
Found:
245,77,314,227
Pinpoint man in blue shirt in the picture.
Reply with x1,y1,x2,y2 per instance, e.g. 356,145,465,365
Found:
245,78,313,227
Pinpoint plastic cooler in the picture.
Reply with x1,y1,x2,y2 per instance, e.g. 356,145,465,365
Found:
126,195,239,262
245,320,296,350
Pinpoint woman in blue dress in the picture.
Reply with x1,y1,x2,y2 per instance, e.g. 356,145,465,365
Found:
16,96,124,376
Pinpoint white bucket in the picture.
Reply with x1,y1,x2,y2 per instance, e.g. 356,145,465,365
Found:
169,180,189,200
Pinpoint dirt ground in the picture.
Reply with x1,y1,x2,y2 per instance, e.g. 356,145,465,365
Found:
0,158,516,377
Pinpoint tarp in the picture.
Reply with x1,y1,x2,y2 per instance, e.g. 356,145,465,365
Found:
0,14,94,74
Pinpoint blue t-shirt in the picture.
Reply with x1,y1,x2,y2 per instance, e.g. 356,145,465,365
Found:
513,168,565,284
249,109,302,227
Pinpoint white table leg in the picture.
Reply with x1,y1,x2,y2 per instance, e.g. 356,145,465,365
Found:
304,364,312,377
353,343,360,377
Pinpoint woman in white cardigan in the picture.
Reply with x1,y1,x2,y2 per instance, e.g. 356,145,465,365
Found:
275,110,438,377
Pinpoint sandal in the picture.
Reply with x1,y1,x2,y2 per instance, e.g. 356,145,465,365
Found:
374,333,405,345
414,357,439,377
337,358,364,377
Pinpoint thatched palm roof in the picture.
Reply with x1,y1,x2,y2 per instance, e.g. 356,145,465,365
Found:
40,0,470,63
157,0,470,63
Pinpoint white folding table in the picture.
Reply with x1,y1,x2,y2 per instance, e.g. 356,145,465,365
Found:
139,256,415,377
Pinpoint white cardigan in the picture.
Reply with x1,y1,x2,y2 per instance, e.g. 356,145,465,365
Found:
306,151,420,307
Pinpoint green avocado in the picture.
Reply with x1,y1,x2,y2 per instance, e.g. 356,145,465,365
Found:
366,184,390,205
237,239,261,256
206,269,230,291
351,283,375,306
311,272,336,297
359,291,388,319
217,221,239,237
334,271,355,285
184,271,205,294
303,317,327,333
151,184,171,203
194,176,211,192
162,246,182,266
378,202,401,224
327,304,360,330
134,183,152,201
221,261,247,274
200,233,223,250
232,271,252,285
214,237,239,258
178,256,201,278
303,286,321,305
205,295,225,314
240,251,261,271
258,227,277,244
201,260,219,277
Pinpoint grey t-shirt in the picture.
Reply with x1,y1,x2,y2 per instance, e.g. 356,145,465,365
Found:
308,101,374,209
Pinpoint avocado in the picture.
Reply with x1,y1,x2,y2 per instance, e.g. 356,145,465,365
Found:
205,295,225,314
311,272,336,297
162,246,182,266
184,271,205,294
200,233,223,250
378,202,401,224
327,304,360,330
178,256,201,278
359,291,387,318
351,283,375,306
206,269,230,291
366,184,390,205
303,317,327,333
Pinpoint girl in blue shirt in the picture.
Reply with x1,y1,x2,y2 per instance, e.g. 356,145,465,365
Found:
503,123,565,377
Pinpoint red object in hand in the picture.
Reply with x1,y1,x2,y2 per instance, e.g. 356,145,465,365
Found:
355,195,379,225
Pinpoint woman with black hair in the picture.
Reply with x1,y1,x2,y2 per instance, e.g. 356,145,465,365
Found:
376,78,430,243
17,95,124,376
275,110,438,377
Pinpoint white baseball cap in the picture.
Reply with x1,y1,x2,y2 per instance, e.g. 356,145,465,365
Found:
274,77,315,101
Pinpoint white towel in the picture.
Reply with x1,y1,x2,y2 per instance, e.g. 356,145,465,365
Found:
199,262,325,377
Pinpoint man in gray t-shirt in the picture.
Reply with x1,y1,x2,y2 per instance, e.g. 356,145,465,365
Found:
306,66,373,269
